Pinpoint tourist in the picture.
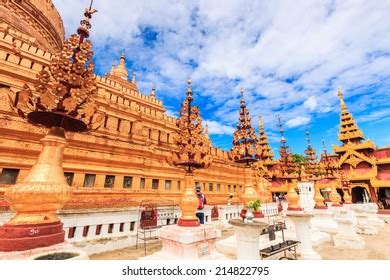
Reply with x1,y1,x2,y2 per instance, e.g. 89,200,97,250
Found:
196,186,207,224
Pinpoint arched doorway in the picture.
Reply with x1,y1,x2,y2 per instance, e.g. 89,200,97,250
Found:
352,186,369,203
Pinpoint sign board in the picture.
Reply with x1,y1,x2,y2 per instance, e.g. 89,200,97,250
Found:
140,209,158,228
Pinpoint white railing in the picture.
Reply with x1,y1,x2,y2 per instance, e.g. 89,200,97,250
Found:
261,202,279,217
0,203,263,255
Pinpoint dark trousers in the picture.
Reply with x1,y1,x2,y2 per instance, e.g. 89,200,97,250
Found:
196,212,205,224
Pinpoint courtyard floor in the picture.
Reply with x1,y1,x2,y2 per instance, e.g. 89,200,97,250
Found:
90,220,390,260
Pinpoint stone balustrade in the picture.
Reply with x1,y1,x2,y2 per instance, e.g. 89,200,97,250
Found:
0,204,242,255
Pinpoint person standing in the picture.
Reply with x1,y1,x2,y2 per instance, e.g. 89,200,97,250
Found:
196,186,207,224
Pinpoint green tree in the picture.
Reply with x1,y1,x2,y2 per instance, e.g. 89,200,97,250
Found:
293,154,306,181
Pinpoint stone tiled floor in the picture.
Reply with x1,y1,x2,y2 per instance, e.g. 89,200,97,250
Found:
90,221,390,260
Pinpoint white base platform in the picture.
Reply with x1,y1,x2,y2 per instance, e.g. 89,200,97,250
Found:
140,224,228,260
333,210,366,250
311,209,339,234
333,232,366,250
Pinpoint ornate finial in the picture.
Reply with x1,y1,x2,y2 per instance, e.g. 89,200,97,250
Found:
278,114,286,145
12,1,102,132
110,62,115,75
131,71,136,84
205,124,210,139
150,82,156,97
322,140,326,152
338,89,346,111
240,87,244,98
120,50,125,60
186,77,193,100
231,89,258,165
77,0,97,43
168,79,212,171
305,126,311,147
337,88,343,98
258,113,264,130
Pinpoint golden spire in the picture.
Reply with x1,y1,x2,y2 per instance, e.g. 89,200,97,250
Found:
337,89,364,143
113,50,128,80
304,127,321,179
320,140,336,178
338,89,347,111
277,115,296,177
231,88,259,164
278,114,287,147
110,62,115,75
256,113,274,161
150,82,156,97
205,123,210,140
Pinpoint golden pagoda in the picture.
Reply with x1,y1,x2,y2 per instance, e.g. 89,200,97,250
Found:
304,127,322,180
303,128,326,209
253,113,276,202
337,90,364,143
277,115,301,211
231,88,261,214
333,89,380,203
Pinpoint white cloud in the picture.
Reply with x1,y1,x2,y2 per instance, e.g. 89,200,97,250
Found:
164,109,178,118
303,96,318,111
286,116,311,128
204,120,235,135
52,0,390,147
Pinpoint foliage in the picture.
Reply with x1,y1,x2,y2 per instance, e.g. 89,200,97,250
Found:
246,199,261,211
292,154,306,165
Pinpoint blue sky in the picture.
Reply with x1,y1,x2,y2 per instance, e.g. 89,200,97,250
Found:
53,0,390,157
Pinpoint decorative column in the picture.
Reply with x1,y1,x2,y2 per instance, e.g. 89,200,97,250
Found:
168,78,212,227
229,219,267,260
144,79,225,260
311,184,339,234
329,186,342,207
177,172,199,226
277,115,302,211
314,185,327,209
286,213,322,259
231,88,262,218
0,3,101,254
286,180,302,211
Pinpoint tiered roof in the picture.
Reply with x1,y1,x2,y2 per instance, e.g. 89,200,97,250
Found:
231,88,259,164
338,89,364,143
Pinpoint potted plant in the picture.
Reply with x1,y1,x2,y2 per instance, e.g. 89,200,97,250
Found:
244,199,262,223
